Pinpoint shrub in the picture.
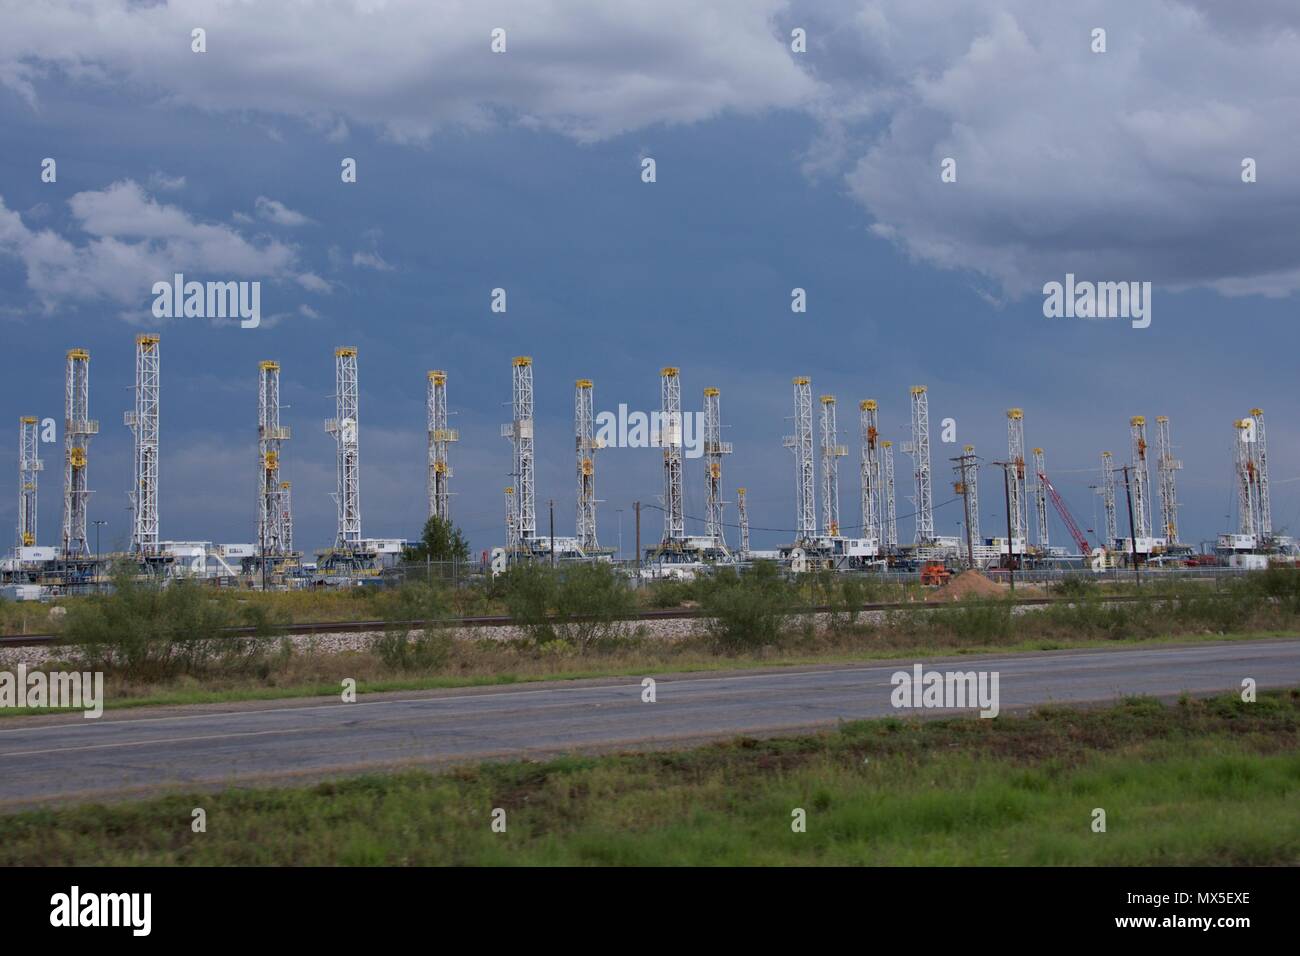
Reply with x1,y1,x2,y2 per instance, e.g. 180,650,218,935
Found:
501,562,559,643
552,562,636,651
834,575,866,629
645,577,693,609
702,560,795,651
1055,576,1097,599
60,565,276,679
374,582,453,671
502,562,634,652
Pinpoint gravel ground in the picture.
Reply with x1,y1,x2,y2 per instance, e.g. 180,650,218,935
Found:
0,603,1055,671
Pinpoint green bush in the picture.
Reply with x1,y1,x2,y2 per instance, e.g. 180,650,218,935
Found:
503,562,635,651
645,578,694,609
1054,576,1097,598
702,561,795,651
374,583,453,671
60,566,276,679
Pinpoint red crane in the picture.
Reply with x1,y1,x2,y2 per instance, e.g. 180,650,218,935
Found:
1036,471,1093,557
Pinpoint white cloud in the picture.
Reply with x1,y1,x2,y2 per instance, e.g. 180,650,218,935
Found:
0,0,817,144
297,272,332,293
254,196,313,227
352,251,394,272
798,0,1300,298
147,171,186,192
0,181,320,318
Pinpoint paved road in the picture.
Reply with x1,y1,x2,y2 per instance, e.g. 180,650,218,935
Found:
1,639,1297,807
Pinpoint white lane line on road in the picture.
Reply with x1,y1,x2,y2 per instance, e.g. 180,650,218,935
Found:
0,725,319,758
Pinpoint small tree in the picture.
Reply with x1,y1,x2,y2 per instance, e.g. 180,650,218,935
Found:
405,515,470,564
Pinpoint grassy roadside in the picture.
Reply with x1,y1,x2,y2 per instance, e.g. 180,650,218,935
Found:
6,627,1295,718
3,690,1297,865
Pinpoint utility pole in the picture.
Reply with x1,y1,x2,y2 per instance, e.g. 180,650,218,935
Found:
634,501,641,573
993,460,1014,591
616,508,624,561
548,498,555,568
1122,465,1140,586
951,449,977,570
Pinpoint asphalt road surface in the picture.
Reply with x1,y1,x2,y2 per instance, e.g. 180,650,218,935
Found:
1,639,1297,807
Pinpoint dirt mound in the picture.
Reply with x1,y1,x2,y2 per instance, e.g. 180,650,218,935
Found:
925,569,1007,602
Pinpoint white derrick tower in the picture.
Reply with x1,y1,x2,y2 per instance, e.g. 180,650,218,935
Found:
62,348,97,558
1235,419,1259,537
1250,408,1272,538
258,361,291,557
859,399,882,545
783,377,817,546
1032,447,1049,551
659,367,685,545
702,387,732,549
1129,416,1152,539
325,347,361,549
1099,451,1118,547
427,371,457,522
819,396,846,537
904,386,934,543
501,357,536,546
1006,409,1027,547
736,487,750,557
1155,415,1182,545
17,417,41,549
882,440,898,548
126,334,160,556
575,379,600,551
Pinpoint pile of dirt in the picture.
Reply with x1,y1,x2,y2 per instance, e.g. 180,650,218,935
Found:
925,569,1008,602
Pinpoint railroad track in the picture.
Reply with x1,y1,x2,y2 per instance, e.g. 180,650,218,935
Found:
0,592,1212,648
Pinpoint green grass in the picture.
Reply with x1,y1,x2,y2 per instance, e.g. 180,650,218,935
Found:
3,690,1297,865
5,627,1294,718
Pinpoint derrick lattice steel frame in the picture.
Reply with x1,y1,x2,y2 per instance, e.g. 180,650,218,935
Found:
1250,408,1272,538
504,486,518,553
501,357,536,547
1100,451,1118,547
17,417,41,548
258,361,291,557
955,444,979,544
427,371,457,522
659,367,685,544
859,400,881,545
126,335,160,556
819,396,846,538
702,387,731,549
1006,409,1027,547
1129,416,1152,539
325,347,361,548
904,386,934,543
1235,418,1264,538
279,481,294,554
1032,447,1049,551
62,349,97,558
736,487,750,557
574,379,600,551
783,377,817,545
1155,415,1182,545
881,440,898,548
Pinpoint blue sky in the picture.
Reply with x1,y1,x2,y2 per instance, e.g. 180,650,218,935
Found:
1,1,1298,555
